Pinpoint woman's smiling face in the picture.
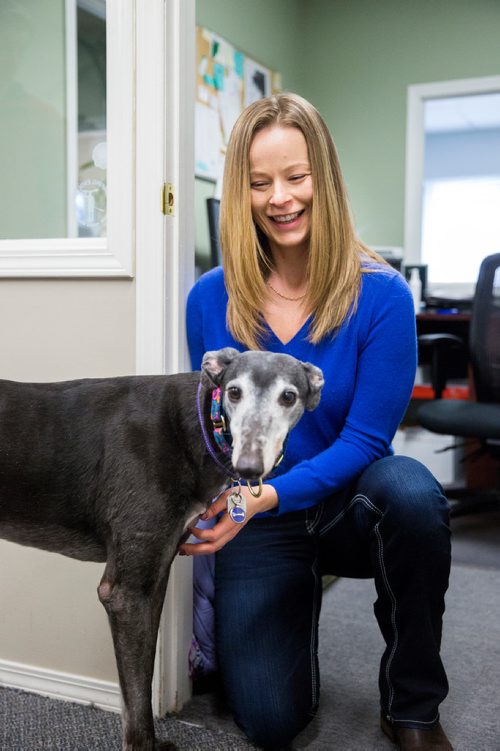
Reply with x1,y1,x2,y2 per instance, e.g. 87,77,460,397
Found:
249,125,313,258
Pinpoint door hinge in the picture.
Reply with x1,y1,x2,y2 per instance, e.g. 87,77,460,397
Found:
161,183,175,215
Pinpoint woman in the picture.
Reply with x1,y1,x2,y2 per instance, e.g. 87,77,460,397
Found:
182,93,452,751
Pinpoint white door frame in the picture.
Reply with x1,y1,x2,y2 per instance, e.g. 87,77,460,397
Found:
404,74,500,265
135,0,195,713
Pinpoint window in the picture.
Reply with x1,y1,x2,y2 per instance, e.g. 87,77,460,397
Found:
405,76,500,297
0,0,134,277
422,177,500,291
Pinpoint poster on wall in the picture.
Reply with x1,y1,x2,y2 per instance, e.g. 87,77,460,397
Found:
196,27,281,184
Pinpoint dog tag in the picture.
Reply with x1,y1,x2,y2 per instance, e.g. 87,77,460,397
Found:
227,490,247,524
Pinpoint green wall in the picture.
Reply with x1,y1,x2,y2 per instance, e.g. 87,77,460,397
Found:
195,0,500,260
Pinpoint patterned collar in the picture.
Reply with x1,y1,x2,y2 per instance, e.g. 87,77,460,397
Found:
210,387,233,456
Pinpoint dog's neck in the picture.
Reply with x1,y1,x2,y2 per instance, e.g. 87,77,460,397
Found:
196,381,234,478
209,386,233,458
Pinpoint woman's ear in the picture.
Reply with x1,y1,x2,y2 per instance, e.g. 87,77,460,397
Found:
201,347,240,386
301,362,325,410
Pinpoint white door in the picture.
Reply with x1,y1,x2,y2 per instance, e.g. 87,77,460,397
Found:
135,0,196,714
0,0,195,714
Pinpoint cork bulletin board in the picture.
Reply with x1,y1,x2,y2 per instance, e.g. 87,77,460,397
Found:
196,26,281,183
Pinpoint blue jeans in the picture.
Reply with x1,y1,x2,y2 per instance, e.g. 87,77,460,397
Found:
214,456,451,748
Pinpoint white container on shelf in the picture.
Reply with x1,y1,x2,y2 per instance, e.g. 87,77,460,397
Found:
409,267,422,312
392,427,465,486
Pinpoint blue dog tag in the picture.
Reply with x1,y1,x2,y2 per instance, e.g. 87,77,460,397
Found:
227,490,247,524
229,505,246,523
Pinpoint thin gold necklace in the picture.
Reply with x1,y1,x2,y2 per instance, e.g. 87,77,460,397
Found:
267,281,307,302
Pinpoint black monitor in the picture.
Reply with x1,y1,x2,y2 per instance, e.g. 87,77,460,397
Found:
374,246,403,272
206,197,222,267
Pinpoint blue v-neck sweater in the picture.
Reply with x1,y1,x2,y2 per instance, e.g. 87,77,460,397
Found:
186,263,417,515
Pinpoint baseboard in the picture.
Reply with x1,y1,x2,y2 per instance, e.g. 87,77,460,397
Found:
0,658,121,712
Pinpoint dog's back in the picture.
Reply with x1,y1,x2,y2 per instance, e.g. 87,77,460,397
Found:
0,372,209,561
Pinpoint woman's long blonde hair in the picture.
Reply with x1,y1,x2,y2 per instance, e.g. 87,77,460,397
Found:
220,92,384,350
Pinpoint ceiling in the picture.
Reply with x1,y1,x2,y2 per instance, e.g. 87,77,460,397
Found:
425,92,500,133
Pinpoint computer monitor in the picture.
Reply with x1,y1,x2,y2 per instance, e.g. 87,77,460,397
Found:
373,246,403,272
206,197,222,267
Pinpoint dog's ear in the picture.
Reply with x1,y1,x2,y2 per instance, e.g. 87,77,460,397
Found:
301,362,324,411
201,347,240,386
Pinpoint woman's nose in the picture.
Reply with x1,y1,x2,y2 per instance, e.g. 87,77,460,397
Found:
269,182,291,206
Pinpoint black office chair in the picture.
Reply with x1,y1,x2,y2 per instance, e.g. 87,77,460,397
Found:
417,253,500,518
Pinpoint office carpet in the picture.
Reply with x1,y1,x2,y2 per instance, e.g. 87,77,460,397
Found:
0,686,257,750
178,510,500,750
1,511,499,750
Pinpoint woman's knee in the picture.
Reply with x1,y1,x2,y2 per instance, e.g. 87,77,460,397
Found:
231,692,317,748
219,636,319,747
358,455,449,530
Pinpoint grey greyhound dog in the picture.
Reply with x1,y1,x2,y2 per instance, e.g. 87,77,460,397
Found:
0,347,324,750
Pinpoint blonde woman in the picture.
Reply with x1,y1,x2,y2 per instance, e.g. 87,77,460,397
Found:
182,93,452,751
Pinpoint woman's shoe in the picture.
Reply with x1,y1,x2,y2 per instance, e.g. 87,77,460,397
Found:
381,713,453,750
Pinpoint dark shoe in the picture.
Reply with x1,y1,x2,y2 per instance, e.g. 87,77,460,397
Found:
381,714,453,750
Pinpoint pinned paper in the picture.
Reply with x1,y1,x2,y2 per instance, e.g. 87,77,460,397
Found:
195,26,281,182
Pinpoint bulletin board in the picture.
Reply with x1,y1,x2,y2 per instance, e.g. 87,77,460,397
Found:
196,26,281,183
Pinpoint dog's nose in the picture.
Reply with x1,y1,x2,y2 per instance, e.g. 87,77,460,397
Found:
234,456,264,481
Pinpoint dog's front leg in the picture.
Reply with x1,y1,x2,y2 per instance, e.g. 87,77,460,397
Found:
98,550,176,751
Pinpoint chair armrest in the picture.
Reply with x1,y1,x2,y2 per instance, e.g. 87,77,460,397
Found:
417,333,465,399
418,333,464,348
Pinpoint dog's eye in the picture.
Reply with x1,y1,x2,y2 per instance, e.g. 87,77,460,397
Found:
280,390,297,406
227,387,242,402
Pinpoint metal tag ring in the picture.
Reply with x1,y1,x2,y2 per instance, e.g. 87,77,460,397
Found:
247,478,263,498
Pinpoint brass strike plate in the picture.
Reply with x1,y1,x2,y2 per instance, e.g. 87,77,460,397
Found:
161,183,175,215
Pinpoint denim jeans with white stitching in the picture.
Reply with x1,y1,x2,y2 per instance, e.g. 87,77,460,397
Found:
214,455,451,748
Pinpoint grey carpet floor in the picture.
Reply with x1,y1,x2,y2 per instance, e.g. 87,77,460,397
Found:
448,509,500,570
178,511,500,750
1,511,499,750
178,564,500,750
0,686,256,750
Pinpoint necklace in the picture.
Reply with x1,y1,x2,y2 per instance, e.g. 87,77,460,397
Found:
266,281,307,302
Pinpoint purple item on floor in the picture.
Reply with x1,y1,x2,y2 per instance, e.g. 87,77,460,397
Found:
189,517,217,678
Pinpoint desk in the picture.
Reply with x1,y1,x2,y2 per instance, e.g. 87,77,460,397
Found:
417,310,470,335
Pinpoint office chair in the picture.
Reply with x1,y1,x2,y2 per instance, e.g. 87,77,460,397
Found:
417,253,500,518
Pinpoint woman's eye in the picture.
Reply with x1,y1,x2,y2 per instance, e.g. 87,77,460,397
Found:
250,181,268,190
290,174,305,182
227,387,242,402
280,390,297,407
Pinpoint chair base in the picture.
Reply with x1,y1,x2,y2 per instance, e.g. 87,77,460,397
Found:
443,485,500,518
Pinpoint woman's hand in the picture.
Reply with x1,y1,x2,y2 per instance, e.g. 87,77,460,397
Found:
179,484,278,556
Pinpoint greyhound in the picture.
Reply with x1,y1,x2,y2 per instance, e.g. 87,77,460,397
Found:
0,347,324,750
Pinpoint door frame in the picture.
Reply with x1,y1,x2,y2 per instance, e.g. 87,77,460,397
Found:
135,0,195,713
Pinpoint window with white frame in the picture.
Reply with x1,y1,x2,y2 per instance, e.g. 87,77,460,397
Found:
0,0,134,277
405,78,500,298
421,93,500,295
